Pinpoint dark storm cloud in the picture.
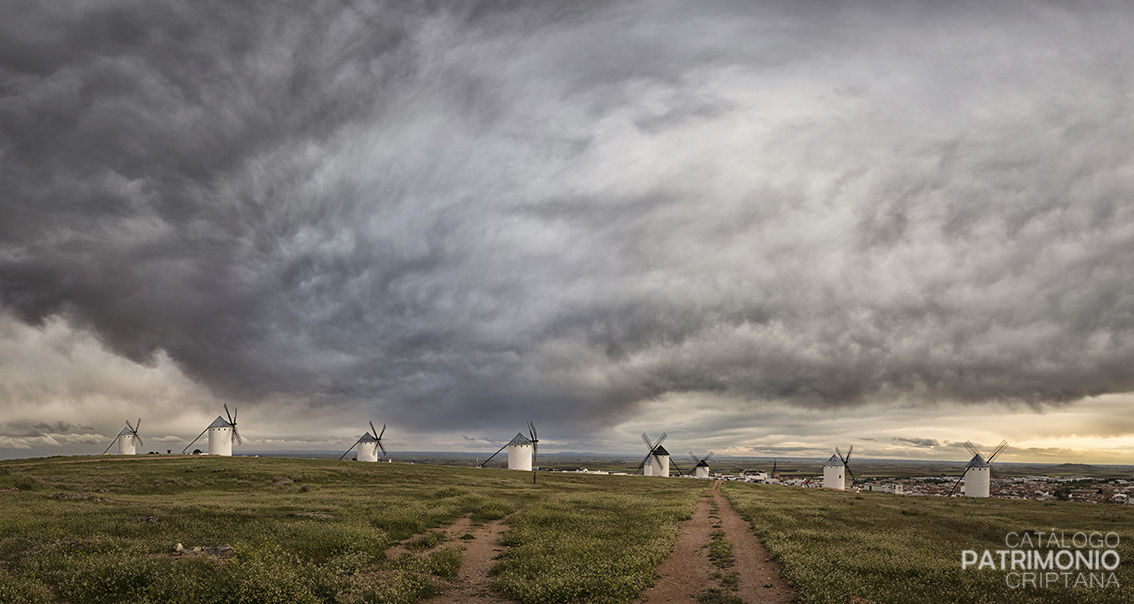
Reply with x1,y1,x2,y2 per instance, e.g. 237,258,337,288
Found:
895,438,940,449
2,0,1134,436
0,420,94,438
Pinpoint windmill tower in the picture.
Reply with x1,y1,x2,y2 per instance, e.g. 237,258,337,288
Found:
183,405,242,456
339,422,386,462
823,446,855,490
688,450,714,479
102,419,142,455
479,422,538,471
948,440,1008,498
509,421,538,471
637,433,673,477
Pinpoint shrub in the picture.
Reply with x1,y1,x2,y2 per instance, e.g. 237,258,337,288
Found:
56,548,157,604
225,542,319,604
0,569,52,604
473,500,514,521
405,530,447,551
418,546,462,580
276,520,390,564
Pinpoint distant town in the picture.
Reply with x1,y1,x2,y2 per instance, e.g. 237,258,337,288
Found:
550,467,1133,504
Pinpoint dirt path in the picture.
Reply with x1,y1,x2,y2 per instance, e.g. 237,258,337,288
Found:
710,481,793,603
430,517,514,604
637,495,716,603
638,480,792,604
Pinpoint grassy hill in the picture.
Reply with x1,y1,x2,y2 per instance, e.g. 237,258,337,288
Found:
0,455,1131,603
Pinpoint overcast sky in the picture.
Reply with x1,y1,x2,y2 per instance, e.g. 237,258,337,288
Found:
2,1,1132,463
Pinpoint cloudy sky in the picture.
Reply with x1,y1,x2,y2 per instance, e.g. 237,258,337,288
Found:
2,1,1132,463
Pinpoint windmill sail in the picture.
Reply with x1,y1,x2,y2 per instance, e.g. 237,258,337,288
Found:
637,433,670,476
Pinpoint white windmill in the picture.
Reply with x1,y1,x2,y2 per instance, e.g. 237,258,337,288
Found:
183,405,242,456
339,422,387,462
822,446,855,490
479,422,539,472
102,419,142,455
637,433,673,477
687,450,714,479
947,440,1008,498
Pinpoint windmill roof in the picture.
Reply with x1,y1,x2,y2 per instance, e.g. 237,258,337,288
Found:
508,432,532,446
117,426,134,436
652,445,670,456
358,432,378,442
824,454,843,467
967,454,989,468
208,416,232,428
695,459,711,467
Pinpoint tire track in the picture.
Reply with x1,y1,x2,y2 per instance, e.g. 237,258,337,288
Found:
636,493,716,602
711,480,793,603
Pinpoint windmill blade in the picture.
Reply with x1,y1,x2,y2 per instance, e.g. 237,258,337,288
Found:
480,442,508,467
669,460,683,475
135,418,141,433
528,421,538,463
224,404,233,425
370,421,377,438
134,434,144,448
963,440,980,459
232,407,237,424
654,432,667,449
846,445,853,463
947,472,966,497
641,433,655,450
378,440,387,458
836,446,845,463
182,426,210,455
703,451,715,464
338,437,364,460
987,440,1009,463
846,464,857,483
126,419,135,432
688,450,701,464
635,451,653,473
102,438,116,455
232,426,242,446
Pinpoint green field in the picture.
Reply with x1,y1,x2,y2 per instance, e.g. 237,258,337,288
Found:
0,455,1131,603
723,483,1134,604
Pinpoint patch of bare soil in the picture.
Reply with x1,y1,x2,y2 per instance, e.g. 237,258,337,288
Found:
637,494,716,603
711,481,793,603
430,517,515,603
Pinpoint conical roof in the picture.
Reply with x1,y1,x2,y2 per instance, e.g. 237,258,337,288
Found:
824,454,843,467
695,459,710,467
208,416,232,428
508,432,532,446
118,426,134,436
359,432,378,442
967,454,989,468
652,445,670,456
